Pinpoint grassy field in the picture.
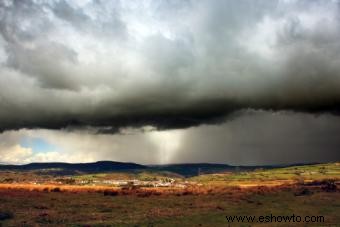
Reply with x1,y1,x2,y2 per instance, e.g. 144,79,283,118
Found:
0,163,339,226
191,162,340,186
0,185,339,226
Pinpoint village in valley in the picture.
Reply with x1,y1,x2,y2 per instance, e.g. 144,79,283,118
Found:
68,177,190,188
16,174,199,189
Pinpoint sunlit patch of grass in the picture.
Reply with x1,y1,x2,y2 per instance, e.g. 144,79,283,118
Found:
191,163,340,186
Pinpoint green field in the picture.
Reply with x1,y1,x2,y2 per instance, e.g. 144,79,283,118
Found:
191,163,340,185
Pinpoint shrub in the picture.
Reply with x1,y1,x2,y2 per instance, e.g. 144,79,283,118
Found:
2,178,14,183
321,180,337,192
182,190,193,196
103,190,118,196
51,187,61,192
0,211,14,221
294,187,313,196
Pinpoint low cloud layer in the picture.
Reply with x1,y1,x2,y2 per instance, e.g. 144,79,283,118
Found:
0,111,339,165
1,0,340,131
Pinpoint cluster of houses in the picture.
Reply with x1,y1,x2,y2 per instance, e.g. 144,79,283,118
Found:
76,178,189,188
22,176,201,188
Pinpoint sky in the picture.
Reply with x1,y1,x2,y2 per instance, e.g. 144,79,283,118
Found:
0,0,339,165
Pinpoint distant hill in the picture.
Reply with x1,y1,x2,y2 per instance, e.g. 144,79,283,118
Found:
0,161,321,177
0,161,147,173
151,163,273,177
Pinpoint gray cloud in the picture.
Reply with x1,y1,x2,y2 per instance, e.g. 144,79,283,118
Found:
0,111,339,165
173,111,340,165
0,0,340,132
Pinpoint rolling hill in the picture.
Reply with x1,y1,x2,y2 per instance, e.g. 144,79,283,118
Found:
0,161,147,173
0,161,324,177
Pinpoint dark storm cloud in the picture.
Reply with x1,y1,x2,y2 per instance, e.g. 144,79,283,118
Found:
0,0,340,132
171,111,340,165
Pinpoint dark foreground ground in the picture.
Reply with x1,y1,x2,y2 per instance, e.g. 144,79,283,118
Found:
0,185,339,227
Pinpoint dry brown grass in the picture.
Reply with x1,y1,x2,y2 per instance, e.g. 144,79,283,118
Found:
0,182,338,226
0,183,120,193
0,179,337,197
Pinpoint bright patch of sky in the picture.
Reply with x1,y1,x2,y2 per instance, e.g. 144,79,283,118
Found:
20,137,58,153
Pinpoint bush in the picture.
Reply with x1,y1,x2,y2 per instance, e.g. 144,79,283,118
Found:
322,180,337,192
0,211,14,221
2,178,14,183
51,187,61,192
294,187,313,196
182,190,193,196
103,190,118,196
